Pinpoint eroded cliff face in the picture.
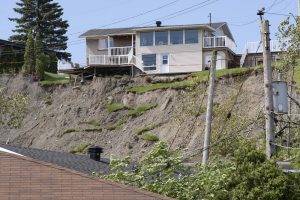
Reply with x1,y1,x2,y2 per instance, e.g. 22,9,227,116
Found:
0,72,272,160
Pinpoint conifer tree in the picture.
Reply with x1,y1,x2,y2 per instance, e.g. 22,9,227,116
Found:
9,0,69,52
22,32,35,74
34,32,46,80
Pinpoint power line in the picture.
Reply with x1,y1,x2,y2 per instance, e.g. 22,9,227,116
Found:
270,142,300,150
0,0,220,56
67,0,183,36
169,71,211,150
265,12,291,17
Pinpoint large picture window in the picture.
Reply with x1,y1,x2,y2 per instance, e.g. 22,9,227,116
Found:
185,29,198,44
155,31,168,45
142,54,156,71
170,30,183,45
140,32,153,46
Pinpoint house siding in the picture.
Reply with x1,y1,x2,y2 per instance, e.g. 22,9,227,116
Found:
203,50,227,70
0,151,172,200
136,29,204,73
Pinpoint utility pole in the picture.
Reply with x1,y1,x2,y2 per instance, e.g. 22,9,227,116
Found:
209,13,212,27
298,0,300,16
260,19,276,159
202,50,217,165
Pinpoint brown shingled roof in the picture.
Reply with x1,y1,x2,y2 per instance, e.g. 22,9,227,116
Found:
0,150,174,200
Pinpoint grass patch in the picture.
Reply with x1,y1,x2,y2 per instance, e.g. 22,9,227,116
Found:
69,144,90,154
128,67,257,94
126,102,157,117
140,133,159,142
134,122,163,135
106,103,131,113
126,142,134,149
40,72,70,86
79,119,101,127
83,128,102,132
106,119,127,130
43,95,53,105
63,128,80,135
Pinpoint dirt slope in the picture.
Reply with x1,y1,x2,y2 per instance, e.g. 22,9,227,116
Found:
0,72,267,159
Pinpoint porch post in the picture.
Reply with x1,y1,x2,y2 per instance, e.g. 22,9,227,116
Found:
108,35,111,56
131,34,134,48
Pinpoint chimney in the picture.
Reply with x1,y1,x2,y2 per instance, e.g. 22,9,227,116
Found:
156,21,162,27
88,146,103,161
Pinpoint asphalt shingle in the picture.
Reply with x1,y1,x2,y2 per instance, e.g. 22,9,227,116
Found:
0,144,110,175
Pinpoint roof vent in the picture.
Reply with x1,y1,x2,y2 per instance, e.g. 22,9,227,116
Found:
156,21,162,27
88,146,103,162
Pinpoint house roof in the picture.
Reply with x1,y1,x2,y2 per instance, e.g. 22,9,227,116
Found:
80,27,138,37
0,39,25,48
0,150,174,200
79,22,235,41
0,143,110,175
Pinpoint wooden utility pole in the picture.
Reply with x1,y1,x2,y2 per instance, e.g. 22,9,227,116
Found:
298,0,300,16
261,20,276,159
202,50,217,165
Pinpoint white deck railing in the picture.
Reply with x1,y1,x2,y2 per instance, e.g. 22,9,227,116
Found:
109,46,132,56
244,40,281,53
203,36,236,52
89,55,130,65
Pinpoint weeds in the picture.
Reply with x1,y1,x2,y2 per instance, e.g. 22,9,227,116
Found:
128,67,257,94
107,103,131,113
69,144,90,154
79,119,101,127
126,102,157,117
134,122,163,135
106,119,127,130
140,133,159,142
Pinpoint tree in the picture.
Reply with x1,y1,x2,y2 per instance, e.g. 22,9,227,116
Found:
22,32,35,74
277,17,300,74
0,46,23,73
102,141,300,200
34,32,47,80
9,0,69,52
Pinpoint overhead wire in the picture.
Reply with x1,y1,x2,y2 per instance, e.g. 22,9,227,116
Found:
168,70,210,150
0,0,220,56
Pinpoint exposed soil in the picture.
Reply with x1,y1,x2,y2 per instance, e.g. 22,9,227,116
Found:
0,72,275,160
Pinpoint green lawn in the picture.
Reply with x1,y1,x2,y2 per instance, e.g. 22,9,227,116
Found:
128,67,257,94
40,72,70,86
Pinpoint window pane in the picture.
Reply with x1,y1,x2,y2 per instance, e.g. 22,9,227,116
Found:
155,31,168,45
142,54,156,71
185,30,198,44
170,30,183,45
162,55,168,64
99,38,108,49
140,32,153,46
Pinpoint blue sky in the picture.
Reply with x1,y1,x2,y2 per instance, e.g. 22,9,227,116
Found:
0,0,297,64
